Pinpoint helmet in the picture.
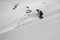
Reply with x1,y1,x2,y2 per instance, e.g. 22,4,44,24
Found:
26,6,29,8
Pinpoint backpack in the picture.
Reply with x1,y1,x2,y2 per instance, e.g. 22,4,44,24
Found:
40,10,43,15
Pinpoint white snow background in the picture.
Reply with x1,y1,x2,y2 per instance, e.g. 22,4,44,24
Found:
0,0,60,40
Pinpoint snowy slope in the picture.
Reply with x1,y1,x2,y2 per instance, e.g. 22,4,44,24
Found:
0,11,60,40
0,0,60,40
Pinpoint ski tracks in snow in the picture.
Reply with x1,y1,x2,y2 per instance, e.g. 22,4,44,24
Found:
0,12,60,33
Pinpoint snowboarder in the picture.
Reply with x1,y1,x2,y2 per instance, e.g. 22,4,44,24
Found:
36,9,44,19
25,6,32,16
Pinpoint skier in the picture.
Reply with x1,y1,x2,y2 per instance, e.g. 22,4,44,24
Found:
36,9,44,19
25,6,32,16
12,4,19,10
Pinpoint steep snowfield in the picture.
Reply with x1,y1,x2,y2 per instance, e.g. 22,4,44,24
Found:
0,0,60,40
0,11,60,40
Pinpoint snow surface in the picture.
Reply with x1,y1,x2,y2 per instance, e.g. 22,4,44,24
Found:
0,0,60,40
